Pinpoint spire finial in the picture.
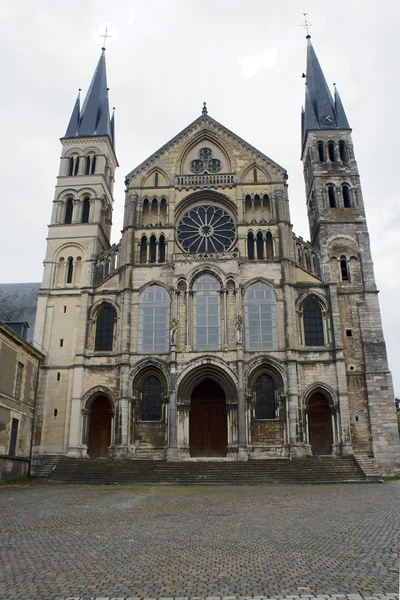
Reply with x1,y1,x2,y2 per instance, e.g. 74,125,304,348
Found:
301,12,313,38
99,25,112,50
202,101,208,115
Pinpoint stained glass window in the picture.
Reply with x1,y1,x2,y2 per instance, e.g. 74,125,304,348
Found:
255,374,276,419
141,375,163,421
244,283,276,350
95,305,115,351
303,301,325,346
177,205,236,253
139,286,170,353
193,275,220,350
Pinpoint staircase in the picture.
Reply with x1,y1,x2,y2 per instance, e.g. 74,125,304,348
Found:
354,453,383,482
32,455,63,479
45,456,380,485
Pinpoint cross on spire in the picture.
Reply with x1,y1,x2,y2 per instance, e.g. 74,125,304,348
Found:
99,26,112,50
301,12,313,38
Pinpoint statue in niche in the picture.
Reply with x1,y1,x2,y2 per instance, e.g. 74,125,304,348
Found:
236,315,243,344
170,318,177,346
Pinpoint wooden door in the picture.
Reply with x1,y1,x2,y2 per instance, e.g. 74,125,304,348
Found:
88,397,112,458
308,393,333,455
189,379,227,457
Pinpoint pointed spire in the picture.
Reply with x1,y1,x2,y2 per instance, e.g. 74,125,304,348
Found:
110,107,115,149
63,50,114,148
302,38,351,142
64,90,81,138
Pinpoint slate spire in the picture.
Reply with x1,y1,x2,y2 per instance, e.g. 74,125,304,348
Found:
302,37,351,143
63,49,114,147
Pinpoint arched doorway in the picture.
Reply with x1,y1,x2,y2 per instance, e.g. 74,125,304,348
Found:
88,396,112,458
189,379,227,457
308,393,333,455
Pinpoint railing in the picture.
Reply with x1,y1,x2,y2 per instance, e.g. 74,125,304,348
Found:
175,173,234,187
94,243,121,286
293,234,321,279
173,250,240,261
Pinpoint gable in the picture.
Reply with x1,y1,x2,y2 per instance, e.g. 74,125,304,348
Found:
125,114,287,185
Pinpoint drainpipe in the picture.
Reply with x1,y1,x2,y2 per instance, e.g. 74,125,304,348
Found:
28,356,41,477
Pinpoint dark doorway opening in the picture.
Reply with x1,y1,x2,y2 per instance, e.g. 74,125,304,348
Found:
88,396,112,458
308,393,333,455
189,379,227,457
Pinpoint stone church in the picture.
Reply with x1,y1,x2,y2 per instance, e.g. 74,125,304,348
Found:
32,36,399,473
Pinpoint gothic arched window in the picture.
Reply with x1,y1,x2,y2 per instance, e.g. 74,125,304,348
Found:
247,232,255,260
81,198,90,223
149,234,157,263
255,374,276,419
154,172,159,187
303,301,325,346
244,282,276,350
138,286,170,353
94,305,116,351
159,235,166,263
253,168,258,183
141,375,163,421
266,231,273,259
193,275,220,350
65,199,73,224
256,232,264,259
140,235,147,263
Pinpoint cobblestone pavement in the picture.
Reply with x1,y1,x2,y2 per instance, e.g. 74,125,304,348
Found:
0,482,399,600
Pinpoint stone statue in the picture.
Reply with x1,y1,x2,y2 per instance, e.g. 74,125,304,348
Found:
170,318,177,346
236,315,243,344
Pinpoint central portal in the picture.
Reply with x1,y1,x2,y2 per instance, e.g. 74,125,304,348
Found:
189,379,227,457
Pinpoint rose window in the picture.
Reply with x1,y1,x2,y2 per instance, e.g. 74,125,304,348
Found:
177,205,236,253
190,148,222,174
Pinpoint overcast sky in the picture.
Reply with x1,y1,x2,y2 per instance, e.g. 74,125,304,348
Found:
1,0,399,394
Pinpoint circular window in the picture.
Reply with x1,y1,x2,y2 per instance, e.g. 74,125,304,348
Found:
177,205,236,253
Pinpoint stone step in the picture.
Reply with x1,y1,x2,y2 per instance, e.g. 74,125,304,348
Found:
46,456,373,484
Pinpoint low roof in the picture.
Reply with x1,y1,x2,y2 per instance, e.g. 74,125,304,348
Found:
0,283,40,343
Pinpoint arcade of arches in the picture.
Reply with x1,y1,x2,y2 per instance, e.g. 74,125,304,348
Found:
82,377,336,460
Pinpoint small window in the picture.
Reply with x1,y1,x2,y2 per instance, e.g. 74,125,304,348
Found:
159,235,166,263
339,140,347,161
255,374,276,419
82,198,90,223
68,157,74,176
94,305,116,351
63,306,67,313
253,168,258,183
328,186,336,208
340,257,350,281
85,156,91,175
53,409,58,417
140,235,147,263
74,156,80,176
9,418,19,456
141,375,163,421
60,339,64,347
303,301,325,346
247,232,255,260
90,155,96,174
57,372,61,381
64,199,73,224
154,172,159,187
342,185,351,208
66,257,73,284
266,231,273,259
317,141,325,162
328,141,336,162
346,329,353,337
256,232,264,259
149,234,157,264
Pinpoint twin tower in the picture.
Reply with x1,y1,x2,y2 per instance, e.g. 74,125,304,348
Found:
32,38,399,473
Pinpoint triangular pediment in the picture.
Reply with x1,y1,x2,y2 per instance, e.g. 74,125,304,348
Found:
125,113,287,184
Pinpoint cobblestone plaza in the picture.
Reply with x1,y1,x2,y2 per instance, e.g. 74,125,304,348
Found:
0,482,399,600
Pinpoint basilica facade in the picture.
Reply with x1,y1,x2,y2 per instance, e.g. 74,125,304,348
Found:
32,38,399,472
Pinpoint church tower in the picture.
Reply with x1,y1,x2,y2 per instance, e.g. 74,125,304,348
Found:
33,50,118,456
301,36,399,468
